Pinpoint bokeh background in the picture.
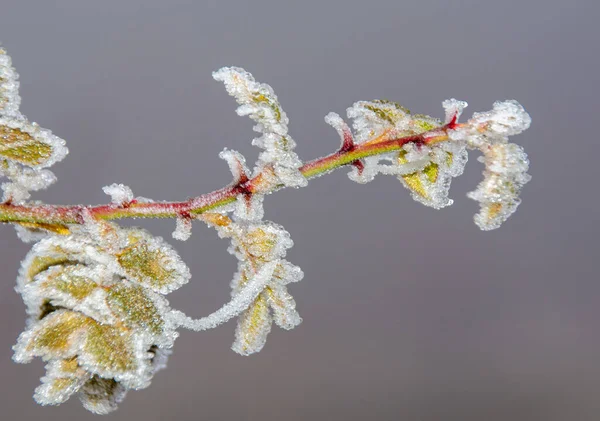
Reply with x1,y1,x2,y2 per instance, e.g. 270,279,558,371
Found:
1,1,598,420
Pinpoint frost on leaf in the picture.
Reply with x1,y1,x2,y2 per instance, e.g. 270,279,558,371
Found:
327,97,530,226
449,100,532,229
467,143,530,230
0,47,68,206
14,219,188,413
395,140,468,209
328,99,468,208
200,214,303,355
79,376,127,415
213,67,307,188
116,228,190,294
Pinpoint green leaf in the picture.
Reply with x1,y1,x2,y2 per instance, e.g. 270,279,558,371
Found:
106,282,164,336
116,230,190,294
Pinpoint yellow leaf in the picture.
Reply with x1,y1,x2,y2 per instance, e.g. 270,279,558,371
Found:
106,283,164,336
116,232,188,294
84,323,136,374
232,294,271,355
40,265,99,301
0,125,53,166
24,310,90,358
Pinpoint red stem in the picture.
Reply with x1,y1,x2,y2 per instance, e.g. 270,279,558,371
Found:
0,124,455,226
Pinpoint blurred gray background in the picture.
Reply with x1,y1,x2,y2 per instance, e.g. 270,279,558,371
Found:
1,0,598,420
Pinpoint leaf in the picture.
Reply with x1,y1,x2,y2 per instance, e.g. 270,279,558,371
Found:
14,310,90,362
116,230,190,294
213,67,306,188
0,125,53,165
347,99,412,143
0,47,21,117
20,248,73,285
78,376,127,415
38,265,99,301
396,141,468,209
265,286,302,330
213,67,288,136
232,293,272,356
106,282,165,336
34,358,90,406
0,117,68,168
82,322,136,375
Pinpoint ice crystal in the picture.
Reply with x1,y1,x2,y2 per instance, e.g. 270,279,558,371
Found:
13,219,189,413
5,47,534,415
102,183,134,206
0,47,68,206
201,213,303,355
328,99,468,208
172,216,192,241
449,100,532,229
450,100,531,148
324,98,530,225
170,261,278,331
213,67,307,189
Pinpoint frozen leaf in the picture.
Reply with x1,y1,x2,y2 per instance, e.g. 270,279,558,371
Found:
37,265,100,301
201,217,303,354
467,143,530,230
0,119,58,166
449,100,531,148
0,48,68,205
79,376,127,415
105,282,166,336
214,67,306,188
13,310,90,362
0,47,21,117
449,100,532,229
34,358,90,406
116,229,190,294
81,321,137,378
265,285,302,330
232,293,272,355
15,222,183,412
342,99,450,185
396,140,468,209
213,67,289,136
20,264,112,323
347,99,412,143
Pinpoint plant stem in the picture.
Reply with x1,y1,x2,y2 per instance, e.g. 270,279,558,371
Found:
0,125,455,227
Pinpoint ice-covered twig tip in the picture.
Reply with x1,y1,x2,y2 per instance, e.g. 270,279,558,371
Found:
0,47,531,413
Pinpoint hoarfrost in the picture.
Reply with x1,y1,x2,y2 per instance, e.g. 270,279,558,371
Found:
103,183,134,206
0,47,68,213
172,216,192,241
213,67,307,188
199,214,304,355
449,100,532,229
13,220,189,413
